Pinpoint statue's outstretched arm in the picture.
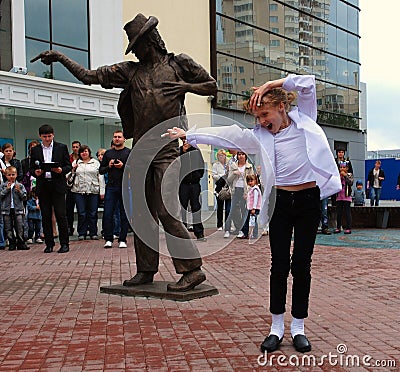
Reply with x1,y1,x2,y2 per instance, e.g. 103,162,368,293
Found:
31,50,99,85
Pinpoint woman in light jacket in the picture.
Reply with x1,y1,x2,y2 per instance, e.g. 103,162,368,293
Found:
225,151,254,238
70,145,105,240
164,74,341,354
211,149,231,231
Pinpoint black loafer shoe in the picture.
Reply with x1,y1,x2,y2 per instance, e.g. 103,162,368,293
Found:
44,245,53,253
57,245,69,253
292,334,311,353
260,335,283,353
167,269,206,292
123,272,154,286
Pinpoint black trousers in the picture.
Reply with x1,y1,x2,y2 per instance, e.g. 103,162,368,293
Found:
216,198,231,228
179,183,204,238
65,189,75,232
336,200,352,230
269,187,320,319
38,180,69,247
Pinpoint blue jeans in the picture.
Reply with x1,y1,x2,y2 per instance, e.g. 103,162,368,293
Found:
103,186,129,242
369,187,381,206
320,197,329,229
74,193,99,237
113,199,121,236
28,218,42,240
0,214,5,248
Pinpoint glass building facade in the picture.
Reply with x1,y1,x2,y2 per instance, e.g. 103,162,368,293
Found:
213,0,360,129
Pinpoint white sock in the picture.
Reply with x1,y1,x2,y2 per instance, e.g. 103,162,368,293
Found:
291,317,305,337
269,313,284,339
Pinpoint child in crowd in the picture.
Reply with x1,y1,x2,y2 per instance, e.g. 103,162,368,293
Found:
352,180,365,207
334,162,353,234
0,166,29,250
241,174,262,240
26,187,43,244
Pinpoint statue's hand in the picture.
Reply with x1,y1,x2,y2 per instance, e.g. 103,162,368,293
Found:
161,81,190,97
30,50,60,65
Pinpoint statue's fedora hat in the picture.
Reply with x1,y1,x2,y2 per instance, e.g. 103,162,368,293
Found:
124,14,159,55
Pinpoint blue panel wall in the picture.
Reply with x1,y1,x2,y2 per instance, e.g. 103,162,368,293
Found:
365,159,400,200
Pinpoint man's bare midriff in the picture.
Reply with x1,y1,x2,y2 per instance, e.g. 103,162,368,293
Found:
276,181,317,191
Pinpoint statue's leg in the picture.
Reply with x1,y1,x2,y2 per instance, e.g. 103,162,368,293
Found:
132,163,160,273
153,158,202,274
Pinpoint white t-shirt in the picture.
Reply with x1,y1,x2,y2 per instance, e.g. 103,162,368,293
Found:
373,169,380,188
235,164,246,188
274,123,315,186
10,183,15,208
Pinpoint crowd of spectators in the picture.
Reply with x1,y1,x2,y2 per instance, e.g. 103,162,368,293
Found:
0,131,397,251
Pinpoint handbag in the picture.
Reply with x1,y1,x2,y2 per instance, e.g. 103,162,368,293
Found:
66,172,76,189
218,185,231,200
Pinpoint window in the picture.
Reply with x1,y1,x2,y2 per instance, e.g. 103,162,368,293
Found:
0,0,12,71
25,0,89,83
270,16,278,23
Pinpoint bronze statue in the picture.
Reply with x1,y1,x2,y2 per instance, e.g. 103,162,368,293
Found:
32,13,217,292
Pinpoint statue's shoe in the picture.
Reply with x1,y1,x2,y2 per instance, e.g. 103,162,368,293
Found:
167,269,206,292
123,272,154,286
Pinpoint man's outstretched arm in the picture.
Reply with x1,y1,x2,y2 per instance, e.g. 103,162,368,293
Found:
31,50,99,85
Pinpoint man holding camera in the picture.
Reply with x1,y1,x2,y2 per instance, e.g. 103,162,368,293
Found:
99,130,131,248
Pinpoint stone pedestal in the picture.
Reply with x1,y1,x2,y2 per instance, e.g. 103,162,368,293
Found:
100,281,219,301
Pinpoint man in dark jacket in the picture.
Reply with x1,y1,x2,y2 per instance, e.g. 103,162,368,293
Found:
367,160,385,206
179,140,206,241
29,124,71,253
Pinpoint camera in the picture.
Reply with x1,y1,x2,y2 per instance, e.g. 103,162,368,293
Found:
111,159,119,167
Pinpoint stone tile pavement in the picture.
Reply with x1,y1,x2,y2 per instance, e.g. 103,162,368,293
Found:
0,229,399,371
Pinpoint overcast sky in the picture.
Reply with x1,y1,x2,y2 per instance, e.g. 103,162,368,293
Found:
359,1,398,150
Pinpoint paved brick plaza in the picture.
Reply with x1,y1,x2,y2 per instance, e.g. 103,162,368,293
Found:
0,230,398,371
